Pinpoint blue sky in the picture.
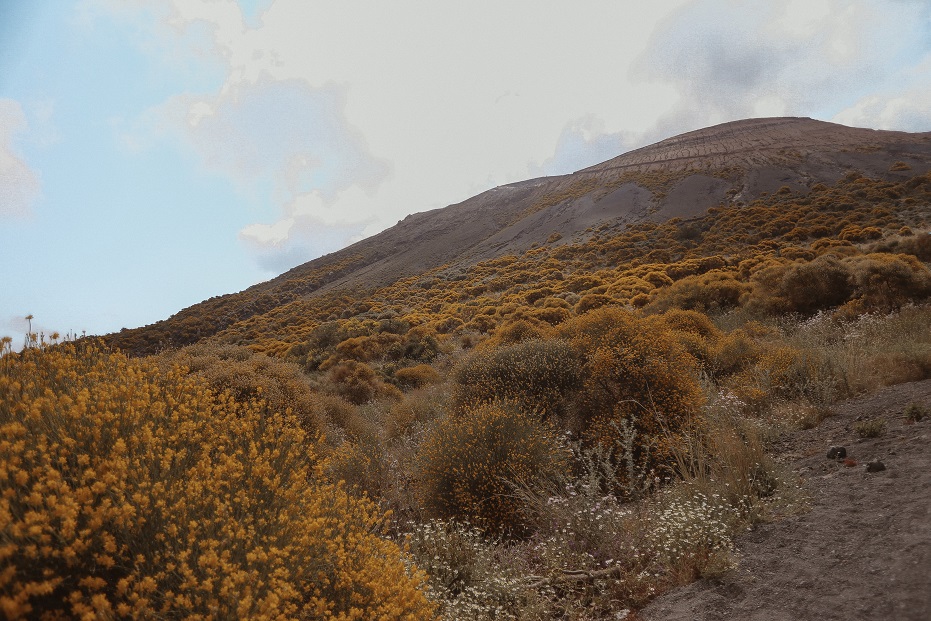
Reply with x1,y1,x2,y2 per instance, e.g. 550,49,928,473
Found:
2,0,930,348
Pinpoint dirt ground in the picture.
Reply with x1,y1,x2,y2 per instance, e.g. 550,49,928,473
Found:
641,379,931,621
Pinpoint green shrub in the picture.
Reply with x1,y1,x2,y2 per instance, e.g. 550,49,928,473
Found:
575,293,613,315
747,255,853,315
405,520,549,620
453,339,581,420
326,360,400,405
846,253,931,312
158,343,323,433
386,386,448,440
646,271,747,313
903,402,927,422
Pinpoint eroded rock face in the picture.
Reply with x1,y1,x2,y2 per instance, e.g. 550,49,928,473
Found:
580,117,931,178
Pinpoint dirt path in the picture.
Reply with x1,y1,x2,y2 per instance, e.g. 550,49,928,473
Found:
641,380,931,621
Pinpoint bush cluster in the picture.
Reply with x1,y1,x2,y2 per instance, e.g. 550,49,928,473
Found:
0,345,433,619
417,402,564,534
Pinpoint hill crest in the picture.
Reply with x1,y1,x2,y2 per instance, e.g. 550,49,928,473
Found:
106,117,931,355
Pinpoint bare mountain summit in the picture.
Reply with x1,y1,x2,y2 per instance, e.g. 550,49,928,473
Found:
108,117,931,354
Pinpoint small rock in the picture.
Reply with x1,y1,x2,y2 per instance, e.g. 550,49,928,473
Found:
866,459,886,473
827,446,847,459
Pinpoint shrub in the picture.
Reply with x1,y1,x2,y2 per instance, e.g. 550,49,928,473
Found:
405,520,549,620
709,329,762,378
845,253,931,312
531,306,571,326
657,309,720,341
747,255,854,315
780,305,931,397
651,310,722,371
387,326,440,363
326,360,400,405
453,339,581,420
484,319,553,348
313,392,374,443
323,439,388,499
646,271,747,313
647,485,738,582
560,308,704,476
903,402,927,423
386,386,448,440
854,418,887,438
575,293,613,315
394,363,441,390
417,402,564,534
0,345,433,619
895,232,931,261
157,343,323,433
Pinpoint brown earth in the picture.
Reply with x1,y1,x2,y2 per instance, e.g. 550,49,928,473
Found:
641,380,931,621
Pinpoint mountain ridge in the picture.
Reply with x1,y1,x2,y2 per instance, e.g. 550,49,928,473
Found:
106,117,931,355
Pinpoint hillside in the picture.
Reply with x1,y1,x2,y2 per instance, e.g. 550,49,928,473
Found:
105,117,931,355
7,116,931,619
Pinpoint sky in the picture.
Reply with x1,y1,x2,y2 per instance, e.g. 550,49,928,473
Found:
2,0,930,348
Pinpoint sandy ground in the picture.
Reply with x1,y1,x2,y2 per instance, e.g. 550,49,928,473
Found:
641,379,931,621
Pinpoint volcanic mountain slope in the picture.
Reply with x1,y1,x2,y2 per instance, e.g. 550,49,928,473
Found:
107,117,931,355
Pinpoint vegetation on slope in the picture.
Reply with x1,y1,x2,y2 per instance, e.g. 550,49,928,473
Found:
4,165,931,619
0,344,433,619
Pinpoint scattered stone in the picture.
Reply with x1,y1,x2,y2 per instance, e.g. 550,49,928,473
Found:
827,446,847,459
866,459,886,473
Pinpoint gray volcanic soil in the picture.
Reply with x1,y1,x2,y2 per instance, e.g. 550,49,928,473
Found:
641,380,931,621
330,118,931,292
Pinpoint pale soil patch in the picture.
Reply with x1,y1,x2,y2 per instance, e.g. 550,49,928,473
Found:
641,379,931,621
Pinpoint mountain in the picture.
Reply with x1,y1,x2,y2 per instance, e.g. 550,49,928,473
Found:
106,117,931,355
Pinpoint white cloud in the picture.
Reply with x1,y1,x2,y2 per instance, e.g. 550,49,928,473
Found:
834,88,931,131
0,98,41,219
158,78,391,200
103,0,695,269
103,0,931,271
636,0,931,136
834,53,931,131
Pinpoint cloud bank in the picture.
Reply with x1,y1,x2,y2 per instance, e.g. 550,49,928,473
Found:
0,98,41,218
636,0,931,140
102,0,931,272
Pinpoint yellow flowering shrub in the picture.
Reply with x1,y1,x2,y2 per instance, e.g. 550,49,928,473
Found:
0,345,433,620
560,308,704,476
417,402,564,535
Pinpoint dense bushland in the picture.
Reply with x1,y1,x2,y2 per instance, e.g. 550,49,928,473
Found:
6,170,931,619
0,345,433,620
